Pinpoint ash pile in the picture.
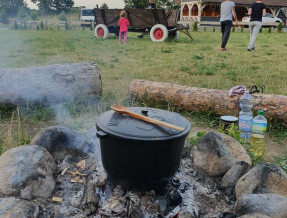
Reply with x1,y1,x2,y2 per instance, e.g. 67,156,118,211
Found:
1,126,287,218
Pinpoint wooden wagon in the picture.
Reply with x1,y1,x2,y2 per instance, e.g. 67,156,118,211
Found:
93,8,193,42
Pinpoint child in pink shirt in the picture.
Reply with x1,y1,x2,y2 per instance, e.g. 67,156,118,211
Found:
118,10,130,44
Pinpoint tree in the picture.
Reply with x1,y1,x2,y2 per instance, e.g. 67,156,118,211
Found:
31,0,74,15
124,0,146,9
31,0,54,15
53,0,74,13
0,9,9,24
0,0,25,16
30,10,38,20
100,2,108,9
17,7,29,21
124,0,178,9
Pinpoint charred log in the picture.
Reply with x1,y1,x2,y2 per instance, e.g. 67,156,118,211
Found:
127,79,287,124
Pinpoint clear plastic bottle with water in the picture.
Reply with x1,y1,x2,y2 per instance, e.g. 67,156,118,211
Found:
238,91,253,139
250,110,267,157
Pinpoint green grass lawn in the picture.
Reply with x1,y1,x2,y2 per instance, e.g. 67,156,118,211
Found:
0,27,286,157
1,28,287,99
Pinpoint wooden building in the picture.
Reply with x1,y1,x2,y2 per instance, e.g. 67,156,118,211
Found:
174,0,287,23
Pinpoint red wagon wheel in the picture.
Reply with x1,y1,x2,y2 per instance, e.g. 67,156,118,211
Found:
94,24,109,39
150,24,168,42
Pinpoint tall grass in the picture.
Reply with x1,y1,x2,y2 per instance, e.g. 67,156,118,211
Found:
0,108,31,154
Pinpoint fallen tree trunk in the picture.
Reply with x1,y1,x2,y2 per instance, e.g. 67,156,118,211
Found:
127,79,287,124
0,62,102,106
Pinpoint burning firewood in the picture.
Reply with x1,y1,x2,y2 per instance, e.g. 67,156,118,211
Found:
81,175,99,215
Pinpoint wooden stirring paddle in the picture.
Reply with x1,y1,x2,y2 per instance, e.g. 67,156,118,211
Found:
110,105,185,131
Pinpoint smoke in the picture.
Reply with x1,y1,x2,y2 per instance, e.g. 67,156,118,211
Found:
0,62,102,130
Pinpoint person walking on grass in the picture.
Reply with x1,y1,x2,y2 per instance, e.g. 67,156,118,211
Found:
118,10,130,45
220,0,238,51
247,0,266,51
137,0,157,38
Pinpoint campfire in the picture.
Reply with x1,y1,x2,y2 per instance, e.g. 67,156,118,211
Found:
1,109,287,218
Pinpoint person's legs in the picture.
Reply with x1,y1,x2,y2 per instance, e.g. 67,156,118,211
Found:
123,31,127,44
119,32,123,43
248,21,262,50
221,21,225,46
221,20,232,49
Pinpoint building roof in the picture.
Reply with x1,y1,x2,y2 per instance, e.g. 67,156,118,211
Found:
176,0,287,7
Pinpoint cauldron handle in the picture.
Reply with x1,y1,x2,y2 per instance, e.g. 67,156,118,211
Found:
96,130,108,139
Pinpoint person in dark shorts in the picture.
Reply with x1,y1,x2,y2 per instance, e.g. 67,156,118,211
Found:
220,0,238,51
247,0,266,51
137,0,157,38
147,0,156,9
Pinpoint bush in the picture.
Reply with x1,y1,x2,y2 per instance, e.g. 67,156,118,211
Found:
13,21,19,30
17,8,29,21
23,21,27,30
0,10,9,24
241,27,243,32
59,11,67,21
40,20,44,30
277,22,283,33
65,21,69,30
268,27,271,33
213,27,215,32
192,21,198,32
204,27,206,32
232,27,235,32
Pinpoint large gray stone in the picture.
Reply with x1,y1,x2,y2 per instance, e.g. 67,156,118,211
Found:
222,161,251,188
0,145,55,200
190,132,251,177
31,126,98,161
235,163,287,199
0,197,39,218
235,193,287,218
238,214,271,218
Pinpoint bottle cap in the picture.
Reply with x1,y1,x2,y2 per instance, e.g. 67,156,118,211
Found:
258,110,264,115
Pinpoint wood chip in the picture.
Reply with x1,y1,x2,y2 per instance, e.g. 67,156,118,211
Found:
52,197,63,203
70,170,87,177
70,176,81,183
76,160,86,170
81,177,87,185
60,167,68,176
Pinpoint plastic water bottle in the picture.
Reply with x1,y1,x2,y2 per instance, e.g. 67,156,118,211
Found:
250,110,267,157
238,91,253,139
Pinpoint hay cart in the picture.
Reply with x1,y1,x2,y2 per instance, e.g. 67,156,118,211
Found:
93,8,193,42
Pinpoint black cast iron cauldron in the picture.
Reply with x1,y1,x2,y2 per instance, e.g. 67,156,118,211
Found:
96,107,191,190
